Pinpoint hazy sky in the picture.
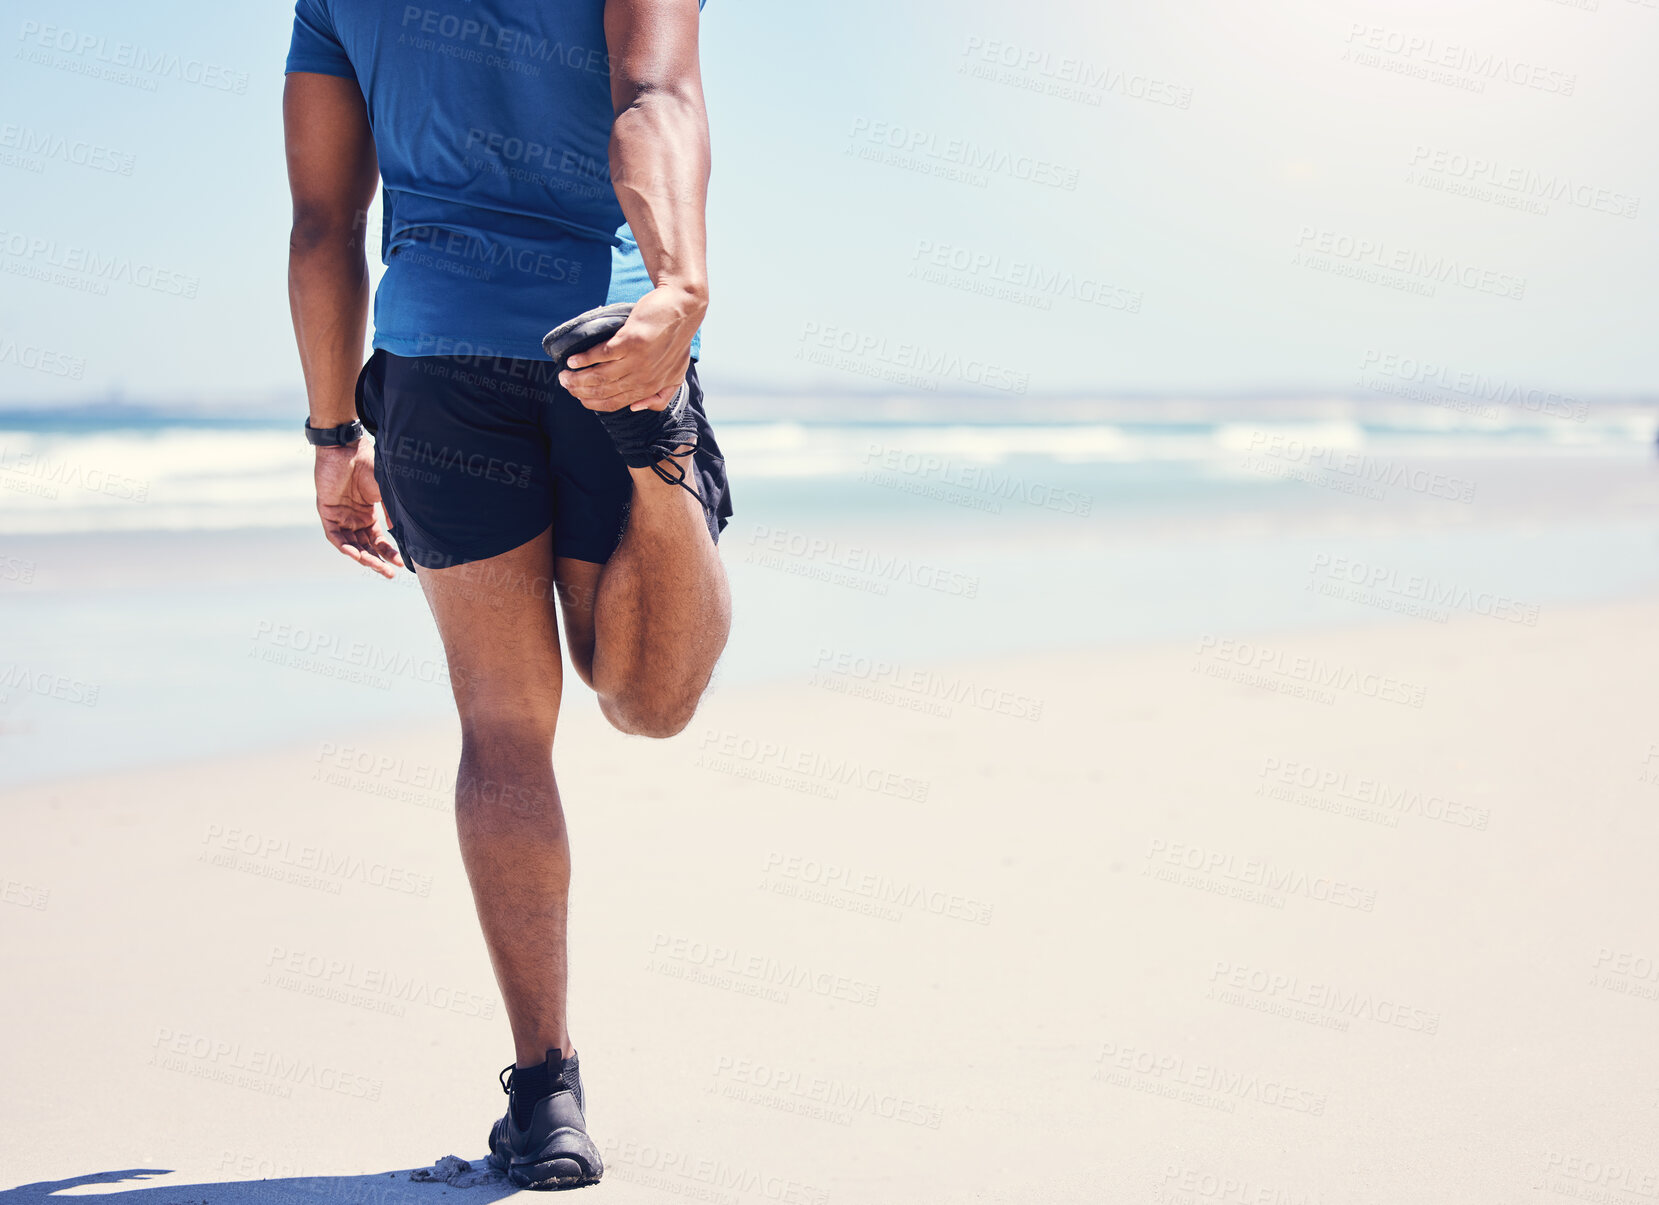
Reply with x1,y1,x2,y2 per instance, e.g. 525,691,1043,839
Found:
1,0,1655,406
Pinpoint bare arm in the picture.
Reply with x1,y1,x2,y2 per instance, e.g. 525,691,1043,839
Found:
560,0,710,411
284,73,402,577
284,72,378,427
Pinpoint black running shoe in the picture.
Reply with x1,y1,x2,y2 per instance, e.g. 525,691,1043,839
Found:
486,1050,603,1191
542,302,635,376
542,303,711,504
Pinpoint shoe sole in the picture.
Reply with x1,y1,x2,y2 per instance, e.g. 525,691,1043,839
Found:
510,1157,602,1191
489,1139,603,1191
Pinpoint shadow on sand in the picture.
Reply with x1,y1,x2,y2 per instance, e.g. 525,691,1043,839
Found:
0,1161,525,1204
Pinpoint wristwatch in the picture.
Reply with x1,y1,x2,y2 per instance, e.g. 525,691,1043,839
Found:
304,418,365,447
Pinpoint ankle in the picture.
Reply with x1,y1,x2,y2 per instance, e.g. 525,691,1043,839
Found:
626,454,701,510
515,1040,573,1069
627,450,694,482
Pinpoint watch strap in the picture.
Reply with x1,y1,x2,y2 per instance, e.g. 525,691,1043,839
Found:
304,418,365,447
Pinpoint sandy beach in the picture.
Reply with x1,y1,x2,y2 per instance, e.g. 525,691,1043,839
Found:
4,590,1656,1204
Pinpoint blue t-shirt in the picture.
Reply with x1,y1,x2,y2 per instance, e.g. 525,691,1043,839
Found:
286,0,701,362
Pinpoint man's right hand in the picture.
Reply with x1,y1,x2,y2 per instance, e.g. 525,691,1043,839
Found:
314,441,404,578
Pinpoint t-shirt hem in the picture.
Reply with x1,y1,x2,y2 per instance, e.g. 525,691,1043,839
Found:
372,334,702,363
373,334,551,362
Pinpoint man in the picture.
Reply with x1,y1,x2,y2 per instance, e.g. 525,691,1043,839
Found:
283,0,730,1190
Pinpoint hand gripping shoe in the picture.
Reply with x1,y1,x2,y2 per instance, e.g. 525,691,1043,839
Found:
543,303,715,508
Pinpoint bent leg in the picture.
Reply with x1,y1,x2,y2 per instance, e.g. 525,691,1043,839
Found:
418,528,575,1066
557,457,730,738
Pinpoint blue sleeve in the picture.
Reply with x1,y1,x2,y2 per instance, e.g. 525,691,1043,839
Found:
285,0,355,79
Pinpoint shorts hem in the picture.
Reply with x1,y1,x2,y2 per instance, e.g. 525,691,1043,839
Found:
389,514,554,575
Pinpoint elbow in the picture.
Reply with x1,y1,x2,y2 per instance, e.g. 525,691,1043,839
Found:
289,206,370,256
612,78,703,122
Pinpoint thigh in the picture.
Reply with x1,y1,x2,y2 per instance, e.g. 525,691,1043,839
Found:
553,556,603,690
417,527,563,737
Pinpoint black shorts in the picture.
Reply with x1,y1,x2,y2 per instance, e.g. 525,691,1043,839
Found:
354,350,732,570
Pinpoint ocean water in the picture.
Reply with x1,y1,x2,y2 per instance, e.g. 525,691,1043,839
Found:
3,402,1658,787
0,405,1655,535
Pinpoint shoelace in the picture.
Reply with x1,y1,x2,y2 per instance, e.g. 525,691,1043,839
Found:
499,1061,567,1095
649,443,724,515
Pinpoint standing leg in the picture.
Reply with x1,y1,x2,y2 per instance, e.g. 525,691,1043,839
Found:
417,528,575,1066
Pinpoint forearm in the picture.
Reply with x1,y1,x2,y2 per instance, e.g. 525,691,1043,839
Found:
609,88,709,308
289,224,370,428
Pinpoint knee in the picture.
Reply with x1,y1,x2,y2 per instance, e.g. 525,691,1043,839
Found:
460,718,555,756
454,716,560,828
456,707,556,774
599,690,700,740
